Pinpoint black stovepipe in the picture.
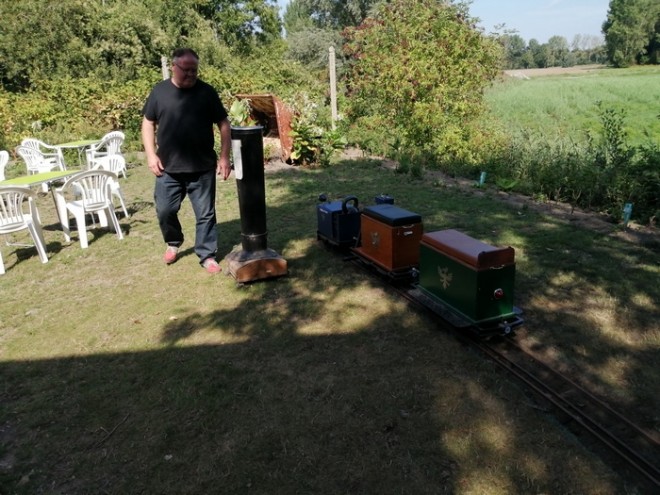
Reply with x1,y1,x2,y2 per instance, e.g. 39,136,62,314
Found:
231,126,268,252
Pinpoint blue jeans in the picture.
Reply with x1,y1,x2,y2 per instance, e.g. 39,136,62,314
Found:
155,170,217,262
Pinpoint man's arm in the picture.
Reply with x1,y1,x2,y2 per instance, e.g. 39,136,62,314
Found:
217,117,232,180
141,117,164,177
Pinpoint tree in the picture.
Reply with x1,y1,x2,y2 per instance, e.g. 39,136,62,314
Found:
195,0,282,53
500,34,527,69
521,49,535,69
603,0,660,67
286,29,345,71
283,0,374,72
0,0,175,90
343,0,502,161
570,34,606,65
283,0,315,34
0,0,284,90
287,0,383,31
547,35,570,66
528,39,551,68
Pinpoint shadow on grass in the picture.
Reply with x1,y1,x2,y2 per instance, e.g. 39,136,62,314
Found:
0,323,619,494
261,158,659,431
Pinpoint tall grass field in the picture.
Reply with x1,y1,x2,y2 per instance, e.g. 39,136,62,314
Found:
478,65,659,224
484,65,660,146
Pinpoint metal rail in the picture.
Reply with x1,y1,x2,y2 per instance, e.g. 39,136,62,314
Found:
477,339,660,491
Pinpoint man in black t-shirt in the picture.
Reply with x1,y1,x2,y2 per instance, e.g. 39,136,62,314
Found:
141,47,231,274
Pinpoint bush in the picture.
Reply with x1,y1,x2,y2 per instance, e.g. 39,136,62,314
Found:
0,45,324,154
343,0,501,162
477,128,658,224
288,93,346,168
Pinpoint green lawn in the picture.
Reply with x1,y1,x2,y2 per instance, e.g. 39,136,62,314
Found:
0,155,657,494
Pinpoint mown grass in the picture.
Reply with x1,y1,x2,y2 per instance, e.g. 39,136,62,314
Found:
0,154,658,494
484,65,660,146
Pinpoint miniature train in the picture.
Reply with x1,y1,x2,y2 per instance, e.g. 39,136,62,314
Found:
316,194,524,337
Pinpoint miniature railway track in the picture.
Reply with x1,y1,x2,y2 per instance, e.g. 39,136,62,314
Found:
348,259,660,492
477,338,660,492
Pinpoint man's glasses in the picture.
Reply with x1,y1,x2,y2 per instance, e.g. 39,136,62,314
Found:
173,62,198,75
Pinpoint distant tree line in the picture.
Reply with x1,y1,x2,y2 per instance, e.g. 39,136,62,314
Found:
282,0,658,71
465,0,659,70
493,33,606,70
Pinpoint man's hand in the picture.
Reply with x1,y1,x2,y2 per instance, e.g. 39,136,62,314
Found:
217,156,231,180
141,117,163,176
147,154,164,177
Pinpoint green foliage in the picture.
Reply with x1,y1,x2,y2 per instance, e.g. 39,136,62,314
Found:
286,28,345,72
484,66,660,147
397,152,426,179
0,0,282,91
0,0,173,90
282,0,315,34
593,102,630,167
0,68,158,151
343,0,502,163
195,0,282,54
478,67,660,224
285,0,381,32
339,114,390,156
288,93,346,167
481,118,658,224
283,0,376,75
0,37,323,152
0,0,327,155
289,123,346,168
603,0,660,67
228,99,257,127
204,42,326,101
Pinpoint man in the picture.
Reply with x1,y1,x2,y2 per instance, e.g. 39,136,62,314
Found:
142,47,232,274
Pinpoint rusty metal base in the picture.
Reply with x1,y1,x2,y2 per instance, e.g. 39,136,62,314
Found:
225,248,288,283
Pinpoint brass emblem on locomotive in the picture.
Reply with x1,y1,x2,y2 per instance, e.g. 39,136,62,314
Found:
438,266,453,289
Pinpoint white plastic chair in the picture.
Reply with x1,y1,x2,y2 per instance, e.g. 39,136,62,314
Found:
85,131,126,176
0,186,49,274
89,155,129,218
16,145,66,193
54,170,124,248
0,150,9,181
20,138,66,171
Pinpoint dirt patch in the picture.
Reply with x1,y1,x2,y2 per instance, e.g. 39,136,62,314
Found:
503,64,607,79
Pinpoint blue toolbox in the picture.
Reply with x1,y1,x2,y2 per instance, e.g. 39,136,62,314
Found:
316,195,361,248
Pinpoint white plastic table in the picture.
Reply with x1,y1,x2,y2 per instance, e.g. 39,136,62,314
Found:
54,139,100,167
1,169,82,230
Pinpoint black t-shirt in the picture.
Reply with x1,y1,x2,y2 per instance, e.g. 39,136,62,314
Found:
142,79,228,174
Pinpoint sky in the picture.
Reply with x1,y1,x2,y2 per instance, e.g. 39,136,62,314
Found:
275,0,610,44
468,0,609,43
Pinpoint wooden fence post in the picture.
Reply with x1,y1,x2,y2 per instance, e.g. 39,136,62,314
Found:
329,46,337,130
161,56,169,80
